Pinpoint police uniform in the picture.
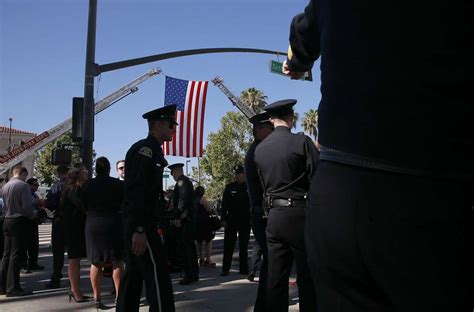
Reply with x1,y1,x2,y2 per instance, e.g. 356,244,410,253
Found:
169,163,199,284
244,112,273,311
254,100,318,312
117,105,176,312
221,165,251,275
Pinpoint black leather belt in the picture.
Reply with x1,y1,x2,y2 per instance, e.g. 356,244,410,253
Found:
270,198,306,208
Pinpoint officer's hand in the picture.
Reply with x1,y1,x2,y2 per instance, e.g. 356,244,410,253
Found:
282,60,305,80
174,219,182,228
221,221,227,229
132,232,148,256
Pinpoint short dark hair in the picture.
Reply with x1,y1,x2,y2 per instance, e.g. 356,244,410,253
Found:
195,186,205,198
148,119,157,132
27,178,39,186
11,165,27,176
56,165,69,175
116,160,125,168
95,157,111,176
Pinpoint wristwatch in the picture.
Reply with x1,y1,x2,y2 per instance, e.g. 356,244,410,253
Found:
136,226,144,233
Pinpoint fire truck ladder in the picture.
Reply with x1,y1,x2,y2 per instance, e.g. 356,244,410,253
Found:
0,68,161,175
211,76,256,119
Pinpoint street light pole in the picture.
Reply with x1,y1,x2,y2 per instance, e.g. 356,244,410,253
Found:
186,160,191,176
82,0,97,177
8,118,12,153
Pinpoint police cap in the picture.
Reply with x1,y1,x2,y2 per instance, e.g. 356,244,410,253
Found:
233,165,244,175
142,104,178,124
263,99,297,118
249,112,272,125
168,163,184,172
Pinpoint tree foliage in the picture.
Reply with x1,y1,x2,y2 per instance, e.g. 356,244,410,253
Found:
301,109,319,138
34,132,82,186
192,112,253,201
239,87,267,114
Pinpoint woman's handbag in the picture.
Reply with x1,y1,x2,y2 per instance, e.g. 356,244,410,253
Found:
209,214,222,232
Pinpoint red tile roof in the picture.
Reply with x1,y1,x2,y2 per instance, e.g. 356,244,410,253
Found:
0,126,36,136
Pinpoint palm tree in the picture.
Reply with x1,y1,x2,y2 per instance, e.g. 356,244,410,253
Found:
239,88,267,114
301,109,319,138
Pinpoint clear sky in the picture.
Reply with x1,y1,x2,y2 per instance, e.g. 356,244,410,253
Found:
1,0,321,184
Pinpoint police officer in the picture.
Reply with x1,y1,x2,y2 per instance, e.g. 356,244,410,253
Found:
117,105,177,312
244,112,274,311
254,99,318,312
220,165,251,276
168,163,199,285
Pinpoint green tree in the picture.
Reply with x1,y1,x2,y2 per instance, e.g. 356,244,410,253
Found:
240,87,267,114
301,109,319,138
192,112,253,201
34,132,82,186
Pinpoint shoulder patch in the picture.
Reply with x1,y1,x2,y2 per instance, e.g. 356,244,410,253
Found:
177,180,184,187
138,147,153,158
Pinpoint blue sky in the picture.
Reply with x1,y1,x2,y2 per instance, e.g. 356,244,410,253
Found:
1,0,320,183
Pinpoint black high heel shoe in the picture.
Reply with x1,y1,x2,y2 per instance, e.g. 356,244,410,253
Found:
94,298,108,310
68,290,90,303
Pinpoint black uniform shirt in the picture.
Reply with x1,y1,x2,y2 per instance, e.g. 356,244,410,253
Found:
221,181,250,223
123,134,167,231
254,126,319,199
244,139,264,213
172,175,195,221
287,0,473,176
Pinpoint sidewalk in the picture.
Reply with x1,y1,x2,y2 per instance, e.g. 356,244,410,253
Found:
0,223,300,311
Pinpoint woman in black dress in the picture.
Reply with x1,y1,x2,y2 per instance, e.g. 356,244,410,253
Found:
61,163,89,303
194,186,216,267
82,157,124,308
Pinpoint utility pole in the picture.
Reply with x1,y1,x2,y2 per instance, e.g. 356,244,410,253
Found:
82,0,97,177
8,118,12,153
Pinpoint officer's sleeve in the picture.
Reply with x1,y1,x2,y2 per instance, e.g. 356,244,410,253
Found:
220,185,230,222
287,0,321,72
124,148,153,231
304,136,320,181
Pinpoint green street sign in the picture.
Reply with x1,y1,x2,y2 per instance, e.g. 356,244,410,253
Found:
163,174,169,178
269,60,312,81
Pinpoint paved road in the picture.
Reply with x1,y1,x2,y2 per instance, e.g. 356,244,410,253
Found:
0,223,300,311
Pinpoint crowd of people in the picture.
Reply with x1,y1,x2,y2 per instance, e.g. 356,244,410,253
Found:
1,0,472,311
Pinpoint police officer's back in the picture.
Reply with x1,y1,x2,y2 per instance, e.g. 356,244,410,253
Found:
254,99,318,312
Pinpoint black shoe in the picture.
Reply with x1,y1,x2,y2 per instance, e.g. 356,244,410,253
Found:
247,272,255,281
68,291,90,303
45,280,61,289
220,271,229,276
179,277,197,285
28,264,45,270
94,298,108,310
5,289,32,297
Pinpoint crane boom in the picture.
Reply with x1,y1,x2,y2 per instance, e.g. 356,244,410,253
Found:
211,76,256,119
0,68,161,174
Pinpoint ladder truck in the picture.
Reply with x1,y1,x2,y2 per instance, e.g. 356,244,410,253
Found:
0,68,161,175
211,76,256,119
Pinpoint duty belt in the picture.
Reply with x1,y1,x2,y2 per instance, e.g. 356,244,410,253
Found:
270,198,306,208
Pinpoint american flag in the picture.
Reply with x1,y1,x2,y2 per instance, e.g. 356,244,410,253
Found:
163,76,208,157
